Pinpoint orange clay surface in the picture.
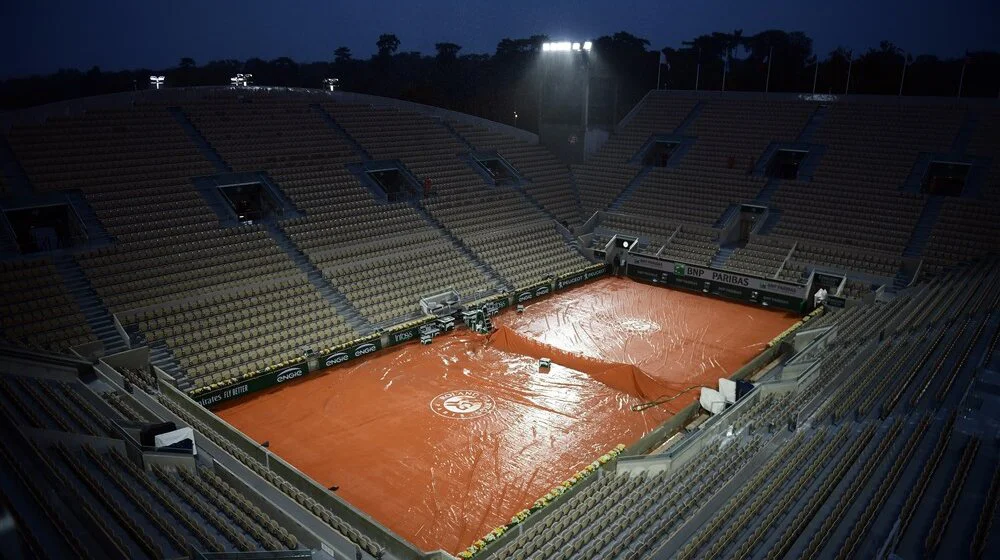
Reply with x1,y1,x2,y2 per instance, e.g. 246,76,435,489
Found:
217,277,798,554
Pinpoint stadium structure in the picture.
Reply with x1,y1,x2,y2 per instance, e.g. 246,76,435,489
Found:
0,84,998,560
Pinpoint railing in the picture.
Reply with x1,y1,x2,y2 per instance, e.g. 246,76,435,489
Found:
192,551,311,560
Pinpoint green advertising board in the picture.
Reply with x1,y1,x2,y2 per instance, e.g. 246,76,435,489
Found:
628,263,806,312
556,264,607,290
195,359,309,408
319,336,383,368
513,281,553,305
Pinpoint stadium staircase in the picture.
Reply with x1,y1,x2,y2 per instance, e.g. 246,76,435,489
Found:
568,171,584,221
191,178,239,228
903,196,944,257
757,209,783,235
168,108,231,173
311,104,373,161
607,167,651,212
438,119,476,152
710,246,736,269
149,342,185,385
0,221,18,256
263,222,370,333
517,187,558,220
796,105,829,143
52,253,129,356
713,204,741,228
951,110,980,154
256,172,304,220
64,191,114,247
410,201,512,292
754,178,781,205
674,101,703,135
0,134,34,196
902,152,935,194
892,269,913,290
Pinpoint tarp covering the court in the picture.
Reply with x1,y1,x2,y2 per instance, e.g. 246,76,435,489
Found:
489,325,687,401
217,277,798,554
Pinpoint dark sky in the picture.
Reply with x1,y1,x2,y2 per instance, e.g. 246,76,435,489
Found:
3,0,998,78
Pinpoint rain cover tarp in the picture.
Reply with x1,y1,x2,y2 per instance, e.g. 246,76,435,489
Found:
217,277,798,554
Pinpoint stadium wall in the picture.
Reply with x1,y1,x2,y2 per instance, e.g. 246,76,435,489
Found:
625,254,809,312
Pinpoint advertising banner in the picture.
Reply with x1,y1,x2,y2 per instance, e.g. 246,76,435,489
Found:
386,318,438,347
468,293,511,316
320,336,383,369
514,281,553,305
556,264,606,290
196,359,309,408
627,259,806,313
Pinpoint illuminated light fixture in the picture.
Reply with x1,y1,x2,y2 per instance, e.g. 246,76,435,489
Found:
623,241,630,248
149,75,165,89
542,41,591,53
230,73,253,87
323,78,340,91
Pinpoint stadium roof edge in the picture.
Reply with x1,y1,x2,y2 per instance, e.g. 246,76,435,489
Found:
641,88,1000,108
0,86,538,145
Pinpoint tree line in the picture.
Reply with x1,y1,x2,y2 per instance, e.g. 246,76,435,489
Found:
1,29,997,133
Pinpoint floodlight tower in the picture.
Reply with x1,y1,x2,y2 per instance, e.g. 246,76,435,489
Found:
323,78,340,91
538,40,594,163
149,75,165,90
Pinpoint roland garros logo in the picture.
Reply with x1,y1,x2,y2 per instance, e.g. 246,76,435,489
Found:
430,390,496,420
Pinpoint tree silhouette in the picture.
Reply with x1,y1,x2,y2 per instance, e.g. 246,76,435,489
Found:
435,42,462,62
2,28,999,118
334,47,352,63
376,34,401,57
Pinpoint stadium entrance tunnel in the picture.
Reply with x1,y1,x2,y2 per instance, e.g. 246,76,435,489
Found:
766,149,807,179
348,160,422,202
465,151,525,187
923,161,970,196
904,153,990,197
2,204,86,253
630,134,696,168
755,142,825,181
193,171,302,226
218,183,280,223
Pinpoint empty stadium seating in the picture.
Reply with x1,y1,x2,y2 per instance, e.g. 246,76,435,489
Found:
1,85,999,560
0,366,301,558
0,259,96,352
475,256,1000,560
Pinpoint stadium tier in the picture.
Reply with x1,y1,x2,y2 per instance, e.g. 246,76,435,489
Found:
0,86,999,560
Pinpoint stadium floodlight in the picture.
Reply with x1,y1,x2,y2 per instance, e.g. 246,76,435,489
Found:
149,75,165,89
542,41,591,54
323,78,340,91
230,73,253,87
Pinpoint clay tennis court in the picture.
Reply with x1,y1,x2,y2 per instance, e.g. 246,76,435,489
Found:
216,276,798,553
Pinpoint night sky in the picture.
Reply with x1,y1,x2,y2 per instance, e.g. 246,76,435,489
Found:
4,0,999,79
